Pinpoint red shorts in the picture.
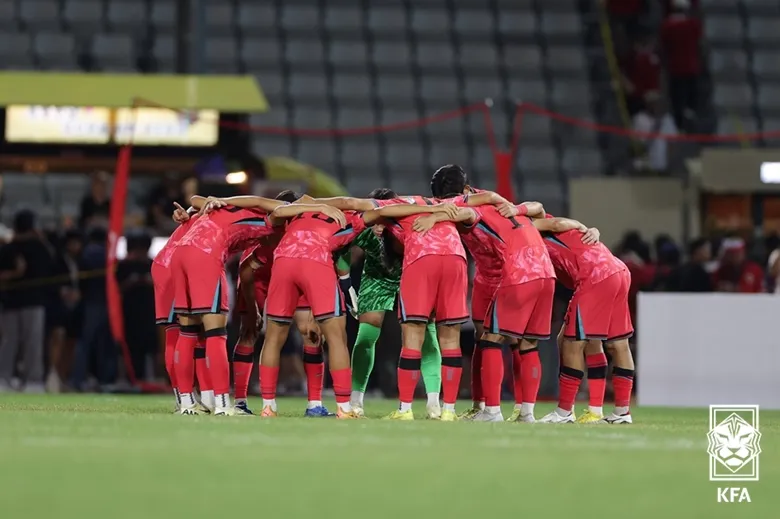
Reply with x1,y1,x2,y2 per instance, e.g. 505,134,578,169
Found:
471,278,499,323
152,262,175,324
266,258,344,322
236,280,309,314
485,278,555,339
171,245,229,315
564,270,633,341
398,255,468,325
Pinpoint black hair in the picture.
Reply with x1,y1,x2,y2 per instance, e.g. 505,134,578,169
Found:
367,188,397,200
688,237,709,256
13,209,36,234
430,164,467,199
64,229,84,244
380,229,403,271
126,231,152,254
275,190,302,203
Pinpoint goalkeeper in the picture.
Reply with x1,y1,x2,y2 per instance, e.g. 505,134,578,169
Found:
340,192,442,419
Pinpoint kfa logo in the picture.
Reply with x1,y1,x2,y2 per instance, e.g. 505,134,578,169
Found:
708,405,761,504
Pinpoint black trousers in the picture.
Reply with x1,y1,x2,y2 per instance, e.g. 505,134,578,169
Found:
668,75,699,128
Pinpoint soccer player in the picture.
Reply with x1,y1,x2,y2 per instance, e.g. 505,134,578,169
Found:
259,200,458,419
346,188,443,419
535,215,636,424
316,194,467,421
171,197,341,415
152,202,213,413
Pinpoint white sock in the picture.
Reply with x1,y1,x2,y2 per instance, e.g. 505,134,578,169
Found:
443,402,455,412
399,401,412,412
614,406,630,415
262,398,277,412
337,401,352,413
486,405,501,414
180,392,195,407
521,402,535,416
473,401,485,410
589,405,603,416
514,403,522,411
173,388,181,405
215,393,230,409
307,400,322,409
351,391,364,406
427,392,440,406
201,390,215,409
554,407,571,417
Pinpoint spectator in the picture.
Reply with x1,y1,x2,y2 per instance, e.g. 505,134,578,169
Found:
146,176,182,235
667,237,713,292
712,238,764,293
115,233,156,381
605,0,645,45
70,227,117,391
651,235,681,289
79,171,111,229
621,33,661,114
632,91,678,173
46,230,84,392
768,247,780,293
181,176,199,203
0,210,53,392
660,0,703,129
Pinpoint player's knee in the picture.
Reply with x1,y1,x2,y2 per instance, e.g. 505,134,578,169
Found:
584,340,604,355
605,338,630,355
360,311,383,328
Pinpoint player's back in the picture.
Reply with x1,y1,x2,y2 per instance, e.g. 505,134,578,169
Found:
153,217,194,268
240,234,280,285
274,210,365,265
476,206,554,285
178,206,271,263
376,196,466,268
542,218,626,288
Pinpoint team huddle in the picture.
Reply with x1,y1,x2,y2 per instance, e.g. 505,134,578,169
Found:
151,165,636,423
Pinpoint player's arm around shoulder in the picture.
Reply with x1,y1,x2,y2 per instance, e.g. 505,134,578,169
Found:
268,203,347,227
411,204,477,233
191,195,285,214
312,196,375,212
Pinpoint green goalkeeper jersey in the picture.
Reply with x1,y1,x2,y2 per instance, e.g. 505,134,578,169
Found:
353,229,401,283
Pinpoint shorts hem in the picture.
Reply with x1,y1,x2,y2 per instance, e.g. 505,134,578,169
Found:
436,317,469,325
605,332,634,342
155,317,174,325
314,312,345,322
399,315,429,323
563,334,608,341
523,333,551,340
267,314,294,323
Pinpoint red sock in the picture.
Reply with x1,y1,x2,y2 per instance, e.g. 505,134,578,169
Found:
232,344,254,400
511,349,523,405
194,344,212,392
470,345,484,403
259,365,279,400
397,348,421,404
479,341,503,407
519,348,541,404
586,353,608,408
330,367,351,404
303,346,324,402
174,325,199,394
164,324,179,389
440,348,463,405
205,330,230,396
558,366,583,412
612,367,635,409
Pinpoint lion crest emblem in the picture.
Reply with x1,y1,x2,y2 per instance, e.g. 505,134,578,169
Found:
707,413,762,472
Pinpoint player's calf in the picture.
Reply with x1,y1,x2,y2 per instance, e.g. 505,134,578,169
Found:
605,338,634,423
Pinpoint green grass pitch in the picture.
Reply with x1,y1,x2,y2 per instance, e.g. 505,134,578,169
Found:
0,395,777,519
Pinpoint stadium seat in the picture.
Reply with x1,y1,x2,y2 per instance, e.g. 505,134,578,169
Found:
743,0,780,16
497,10,538,37
367,7,406,37
204,3,235,36
205,36,239,73
453,9,495,38
328,40,369,71
19,0,61,31
324,6,363,32
546,46,587,75
540,13,581,41
336,107,378,129
415,41,456,72
716,116,759,139
333,73,373,104
151,34,175,71
757,85,780,113
712,84,754,111
410,7,452,36
254,71,285,103
561,148,604,177
520,116,554,145
372,40,413,71
709,50,749,80
700,0,742,14
508,79,548,105
150,0,176,33
0,32,35,69
517,147,559,179
420,76,461,106
297,140,337,171
463,77,503,103
90,33,137,71
289,72,329,102
251,134,293,159
107,1,148,33
458,43,500,72
281,4,320,33
752,51,780,81
704,16,744,46
503,46,543,72
34,32,79,70
376,75,416,105
0,1,19,31
236,3,277,33
242,38,283,70
550,80,593,111
286,39,326,70
63,0,104,34
747,18,780,47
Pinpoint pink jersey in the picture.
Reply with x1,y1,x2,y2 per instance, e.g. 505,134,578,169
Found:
153,218,195,268
239,229,285,286
467,202,554,286
373,196,466,270
274,210,366,266
542,214,627,289
451,195,503,286
177,206,274,263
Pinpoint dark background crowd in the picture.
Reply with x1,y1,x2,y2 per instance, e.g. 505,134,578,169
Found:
1,170,778,397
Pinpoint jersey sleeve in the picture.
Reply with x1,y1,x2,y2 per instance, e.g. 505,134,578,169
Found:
330,213,368,250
